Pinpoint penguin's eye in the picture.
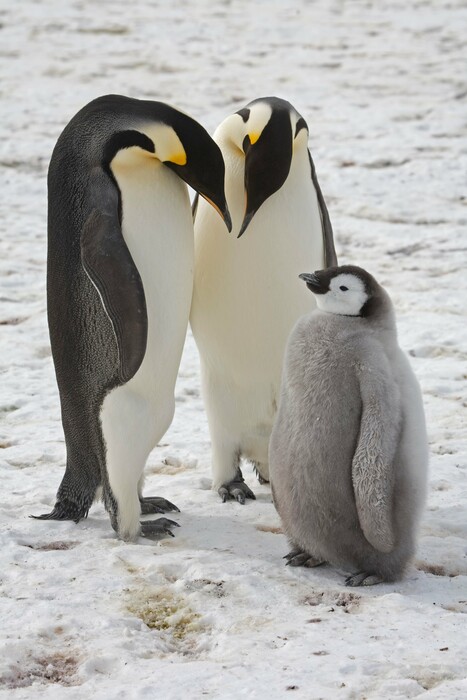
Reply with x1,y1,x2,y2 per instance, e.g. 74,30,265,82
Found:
339,285,349,291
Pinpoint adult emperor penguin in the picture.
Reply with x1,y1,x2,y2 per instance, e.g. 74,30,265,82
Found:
269,265,428,585
190,97,337,503
35,94,231,541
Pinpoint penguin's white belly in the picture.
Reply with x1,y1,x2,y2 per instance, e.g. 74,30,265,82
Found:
192,178,324,387
191,161,325,467
102,162,193,446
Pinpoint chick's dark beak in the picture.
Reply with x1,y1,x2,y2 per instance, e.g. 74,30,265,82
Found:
299,272,327,294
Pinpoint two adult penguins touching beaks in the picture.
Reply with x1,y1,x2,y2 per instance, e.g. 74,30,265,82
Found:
191,96,337,503
36,95,231,541
36,94,336,540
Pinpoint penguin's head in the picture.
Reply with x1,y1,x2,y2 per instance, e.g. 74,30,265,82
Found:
218,97,308,237
299,265,388,318
104,103,232,231
156,111,232,232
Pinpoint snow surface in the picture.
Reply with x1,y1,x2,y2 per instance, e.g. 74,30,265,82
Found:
1,0,467,697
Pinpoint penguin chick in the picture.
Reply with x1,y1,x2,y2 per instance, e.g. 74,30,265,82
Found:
191,97,337,503
269,265,428,585
34,95,230,541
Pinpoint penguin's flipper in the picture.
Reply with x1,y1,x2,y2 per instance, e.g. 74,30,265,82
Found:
352,356,402,553
308,151,338,267
81,168,148,384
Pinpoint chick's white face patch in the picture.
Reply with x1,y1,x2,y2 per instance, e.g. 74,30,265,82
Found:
315,273,369,316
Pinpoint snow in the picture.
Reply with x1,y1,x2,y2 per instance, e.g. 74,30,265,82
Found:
1,0,467,697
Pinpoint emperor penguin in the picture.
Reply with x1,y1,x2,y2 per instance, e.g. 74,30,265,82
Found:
190,97,337,503
35,94,231,541
269,265,428,585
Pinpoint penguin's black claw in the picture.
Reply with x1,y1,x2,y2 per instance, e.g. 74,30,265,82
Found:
345,571,383,587
284,548,302,561
30,500,89,524
140,517,180,539
139,496,180,515
252,464,269,485
284,549,324,568
218,478,256,504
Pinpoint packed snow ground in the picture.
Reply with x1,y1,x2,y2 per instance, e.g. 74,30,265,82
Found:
1,0,466,697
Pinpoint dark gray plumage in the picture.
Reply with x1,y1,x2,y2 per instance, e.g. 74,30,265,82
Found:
269,265,428,585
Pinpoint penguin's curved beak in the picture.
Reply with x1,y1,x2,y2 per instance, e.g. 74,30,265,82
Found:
238,110,293,238
299,272,327,294
168,160,232,233
164,126,232,233
199,194,232,232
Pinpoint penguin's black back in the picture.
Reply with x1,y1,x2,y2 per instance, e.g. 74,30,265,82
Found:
46,96,156,510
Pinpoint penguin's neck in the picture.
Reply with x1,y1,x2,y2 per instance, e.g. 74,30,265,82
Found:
215,139,246,235
110,154,193,283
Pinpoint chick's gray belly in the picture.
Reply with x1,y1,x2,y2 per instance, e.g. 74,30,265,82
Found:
273,351,364,565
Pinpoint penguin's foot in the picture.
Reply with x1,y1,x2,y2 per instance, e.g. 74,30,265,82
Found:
253,464,269,485
218,471,256,504
345,571,383,587
139,496,180,515
284,549,325,568
140,517,180,539
31,499,89,524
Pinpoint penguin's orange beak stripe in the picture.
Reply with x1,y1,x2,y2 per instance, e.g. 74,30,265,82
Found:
201,195,232,231
167,152,187,166
201,195,222,219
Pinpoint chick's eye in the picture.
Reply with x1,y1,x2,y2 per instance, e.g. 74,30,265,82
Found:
339,285,349,291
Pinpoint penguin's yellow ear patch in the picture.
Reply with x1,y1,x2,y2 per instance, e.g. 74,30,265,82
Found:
248,131,261,145
168,152,187,166
141,123,187,166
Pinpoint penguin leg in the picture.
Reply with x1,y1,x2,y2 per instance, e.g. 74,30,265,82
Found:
137,474,180,515
345,572,383,587
139,498,180,515
218,468,257,505
100,388,179,541
208,429,255,503
252,462,270,485
211,436,259,503
201,367,257,503
32,408,102,523
284,549,325,568
243,431,270,485
32,466,100,523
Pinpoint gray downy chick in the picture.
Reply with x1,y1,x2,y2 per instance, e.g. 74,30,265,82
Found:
269,265,428,586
